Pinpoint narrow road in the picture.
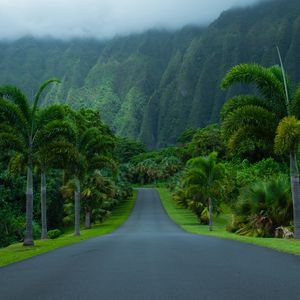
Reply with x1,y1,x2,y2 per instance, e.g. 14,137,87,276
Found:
1,188,300,300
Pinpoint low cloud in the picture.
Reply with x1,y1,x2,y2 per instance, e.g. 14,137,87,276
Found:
0,0,263,40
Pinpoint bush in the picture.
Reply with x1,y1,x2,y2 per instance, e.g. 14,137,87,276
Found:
222,158,287,205
0,209,25,247
229,176,292,237
48,229,62,239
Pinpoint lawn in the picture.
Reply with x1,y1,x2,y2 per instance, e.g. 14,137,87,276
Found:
0,191,136,267
158,188,300,256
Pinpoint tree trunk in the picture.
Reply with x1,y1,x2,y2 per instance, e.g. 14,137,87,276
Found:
41,172,48,239
208,197,213,231
74,178,81,236
24,166,34,246
85,209,91,229
290,150,300,238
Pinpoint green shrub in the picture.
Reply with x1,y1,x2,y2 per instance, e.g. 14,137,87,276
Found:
0,209,25,247
222,158,287,205
48,229,62,239
229,176,292,237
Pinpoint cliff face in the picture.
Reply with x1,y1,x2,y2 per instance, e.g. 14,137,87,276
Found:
0,0,299,148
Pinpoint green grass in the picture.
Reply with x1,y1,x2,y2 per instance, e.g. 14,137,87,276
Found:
158,188,300,256
0,192,136,267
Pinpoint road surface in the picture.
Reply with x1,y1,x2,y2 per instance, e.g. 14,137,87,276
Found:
1,188,300,299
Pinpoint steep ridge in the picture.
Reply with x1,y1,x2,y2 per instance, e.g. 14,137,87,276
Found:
0,0,299,148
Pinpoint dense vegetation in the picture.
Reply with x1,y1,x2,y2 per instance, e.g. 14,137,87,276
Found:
119,59,300,240
1,0,300,253
0,0,299,148
0,82,133,247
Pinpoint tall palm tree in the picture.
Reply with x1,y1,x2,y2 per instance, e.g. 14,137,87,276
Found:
0,80,60,245
184,152,225,231
35,105,76,239
221,57,300,238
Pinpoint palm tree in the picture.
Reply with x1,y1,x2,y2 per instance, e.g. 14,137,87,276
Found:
184,152,225,231
0,80,60,245
82,171,116,229
221,56,300,238
221,66,282,159
234,176,292,237
35,105,76,239
61,126,115,236
83,154,117,229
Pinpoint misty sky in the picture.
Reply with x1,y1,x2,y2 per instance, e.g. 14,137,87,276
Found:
0,0,263,40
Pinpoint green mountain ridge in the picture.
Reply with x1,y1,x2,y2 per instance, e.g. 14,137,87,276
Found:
0,0,299,148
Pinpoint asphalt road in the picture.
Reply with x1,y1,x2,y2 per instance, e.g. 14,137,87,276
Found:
1,188,300,300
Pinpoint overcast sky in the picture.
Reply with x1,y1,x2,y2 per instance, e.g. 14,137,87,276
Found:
0,0,264,40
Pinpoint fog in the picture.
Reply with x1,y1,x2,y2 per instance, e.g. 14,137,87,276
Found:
0,0,264,40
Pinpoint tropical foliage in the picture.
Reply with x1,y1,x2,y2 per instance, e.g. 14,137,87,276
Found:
228,177,293,237
0,83,132,248
3,2,300,248
123,148,182,185
173,152,225,230
221,60,300,238
0,80,68,245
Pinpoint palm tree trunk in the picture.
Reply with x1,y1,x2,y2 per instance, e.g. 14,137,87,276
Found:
74,177,81,236
41,172,48,239
290,149,300,238
85,209,91,229
208,197,213,231
24,166,34,246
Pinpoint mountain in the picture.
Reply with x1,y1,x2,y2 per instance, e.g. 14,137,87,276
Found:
0,0,299,148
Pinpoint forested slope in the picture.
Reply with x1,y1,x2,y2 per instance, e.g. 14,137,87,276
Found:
0,0,299,148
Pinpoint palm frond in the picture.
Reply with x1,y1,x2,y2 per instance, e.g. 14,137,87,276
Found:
221,95,270,121
0,132,25,153
291,83,300,118
35,104,65,129
85,136,112,156
221,105,277,140
8,153,27,175
186,152,225,192
183,168,206,186
40,140,80,169
0,99,29,134
275,116,300,154
0,123,18,135
221,64,286,116
34,120,76,148
187,152,218,169
227,126,273,158
78,127,100,152
0,85,31,123
32,78,60,117
90,155,118,173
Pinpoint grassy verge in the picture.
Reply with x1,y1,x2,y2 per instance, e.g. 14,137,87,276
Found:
0,191,136,267
158,187,300,256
